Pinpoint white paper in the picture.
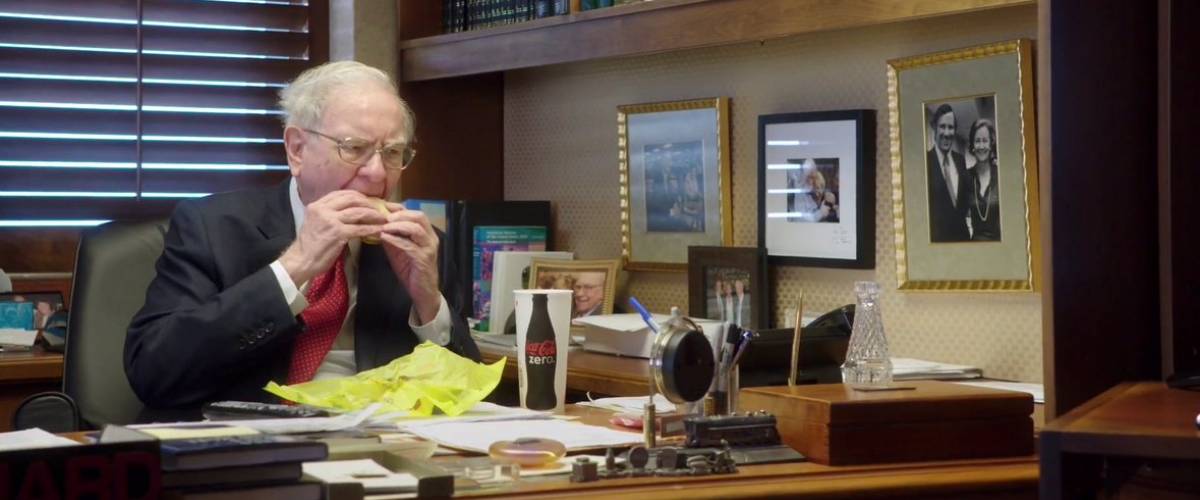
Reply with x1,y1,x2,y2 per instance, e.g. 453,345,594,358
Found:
303,459,418,493
0,428,81,452
471,331,517,348
891,357,982,380
953,381,1045,403
577,394,676,414
389,402,549,430
405,419,642,453
0,329,37,347
573,313,671,333
134,404,380,434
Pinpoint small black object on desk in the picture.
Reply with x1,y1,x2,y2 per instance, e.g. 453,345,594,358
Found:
202,401,329,420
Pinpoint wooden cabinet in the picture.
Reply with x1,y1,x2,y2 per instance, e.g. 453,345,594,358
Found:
1040,383,1200,498
0,349,64,431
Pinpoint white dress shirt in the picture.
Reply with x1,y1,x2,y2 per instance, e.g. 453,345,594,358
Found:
268,179,452,379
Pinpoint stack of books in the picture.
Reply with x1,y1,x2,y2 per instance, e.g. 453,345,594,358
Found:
443,0,569,33
152,430,328,499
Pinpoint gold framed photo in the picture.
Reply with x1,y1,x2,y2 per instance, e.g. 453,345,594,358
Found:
888,39,1041,291
527,258,620,320
618,98,733,271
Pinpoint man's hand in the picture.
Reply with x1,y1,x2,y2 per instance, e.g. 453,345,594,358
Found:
279,190,387,286
378,203,441,324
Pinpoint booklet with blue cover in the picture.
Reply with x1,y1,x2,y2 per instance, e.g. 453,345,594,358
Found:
472,226,547,331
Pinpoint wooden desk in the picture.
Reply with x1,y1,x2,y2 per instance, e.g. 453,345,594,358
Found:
452,405,1039,499
479,343,650,397
479,343,1048,431
0,347,64,431
1040,382,1200,498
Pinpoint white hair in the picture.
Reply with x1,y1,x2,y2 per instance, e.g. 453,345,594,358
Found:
277,61,415,142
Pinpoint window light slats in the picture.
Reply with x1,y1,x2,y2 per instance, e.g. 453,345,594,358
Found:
0,0,323,225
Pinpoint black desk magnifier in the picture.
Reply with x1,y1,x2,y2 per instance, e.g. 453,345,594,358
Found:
644,308,715,448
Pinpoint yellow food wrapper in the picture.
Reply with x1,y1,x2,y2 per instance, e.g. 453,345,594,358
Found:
264,341,505,417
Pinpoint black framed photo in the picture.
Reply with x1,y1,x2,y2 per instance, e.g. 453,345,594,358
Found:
687,246,768,329
757,110,875,268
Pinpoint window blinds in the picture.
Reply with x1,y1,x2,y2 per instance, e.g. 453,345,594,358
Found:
0,0,326,225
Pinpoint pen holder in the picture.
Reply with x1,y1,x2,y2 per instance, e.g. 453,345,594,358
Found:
710,364,739,415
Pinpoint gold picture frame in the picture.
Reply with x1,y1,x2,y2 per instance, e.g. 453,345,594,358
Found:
888,39,1041,291
527,258,621,319
618,98,733,271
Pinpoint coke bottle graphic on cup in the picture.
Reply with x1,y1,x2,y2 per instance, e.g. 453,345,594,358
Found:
523,293,558,410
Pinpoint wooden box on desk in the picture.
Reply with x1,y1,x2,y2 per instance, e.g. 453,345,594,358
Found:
739,381,1033,465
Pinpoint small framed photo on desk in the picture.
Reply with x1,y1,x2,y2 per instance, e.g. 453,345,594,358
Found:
527,259,620,320
687,246,768,329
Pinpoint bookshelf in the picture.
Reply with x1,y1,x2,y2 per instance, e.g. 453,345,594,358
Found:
393,0,1034,202
398,0,1034,82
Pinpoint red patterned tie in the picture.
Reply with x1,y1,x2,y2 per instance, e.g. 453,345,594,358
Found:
287,251,349,384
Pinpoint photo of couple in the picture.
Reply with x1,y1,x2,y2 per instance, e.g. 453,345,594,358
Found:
925,96,1001,243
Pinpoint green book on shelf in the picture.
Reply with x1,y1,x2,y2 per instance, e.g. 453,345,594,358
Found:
580,0,614,10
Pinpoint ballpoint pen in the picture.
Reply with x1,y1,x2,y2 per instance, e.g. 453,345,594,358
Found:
730,330,755,367
628,296,659,334
628,296,657,447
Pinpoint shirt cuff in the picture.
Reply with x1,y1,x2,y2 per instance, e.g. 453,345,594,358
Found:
269,260,308,316
409,294,452,346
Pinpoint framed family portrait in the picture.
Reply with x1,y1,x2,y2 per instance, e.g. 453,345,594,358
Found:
527,258,620,320
618,98,733,271
687,246,768,329
888,39,1040,291
758,110,875,268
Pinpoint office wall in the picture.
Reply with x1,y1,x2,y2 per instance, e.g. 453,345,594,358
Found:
503,5,1042,382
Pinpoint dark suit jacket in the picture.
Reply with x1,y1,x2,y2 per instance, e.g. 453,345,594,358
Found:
926,148,971,242
125,181,480,409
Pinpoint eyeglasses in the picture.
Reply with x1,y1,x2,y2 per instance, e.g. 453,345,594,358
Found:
302,128,416,171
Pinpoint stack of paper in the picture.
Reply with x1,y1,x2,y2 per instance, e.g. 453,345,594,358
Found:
0,428,81,452
405,419,642,453
891,357,983,380
390,402,548,430
0,329,36,349
577,395,676,414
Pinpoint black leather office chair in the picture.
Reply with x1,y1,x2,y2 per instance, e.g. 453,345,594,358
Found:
11,219,168,431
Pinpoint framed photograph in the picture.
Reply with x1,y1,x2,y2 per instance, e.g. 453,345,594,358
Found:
527,258,621,320
0,291,65,331
888,39,1040,290
758,110,876,268
687,246,769,329
618,98,733,271
488,251,574,334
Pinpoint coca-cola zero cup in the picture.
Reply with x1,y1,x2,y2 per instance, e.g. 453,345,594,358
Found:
514,289,571,411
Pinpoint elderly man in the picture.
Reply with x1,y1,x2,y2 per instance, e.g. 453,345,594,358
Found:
571,272,606,318
925,103,971,242
125,61,479,409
